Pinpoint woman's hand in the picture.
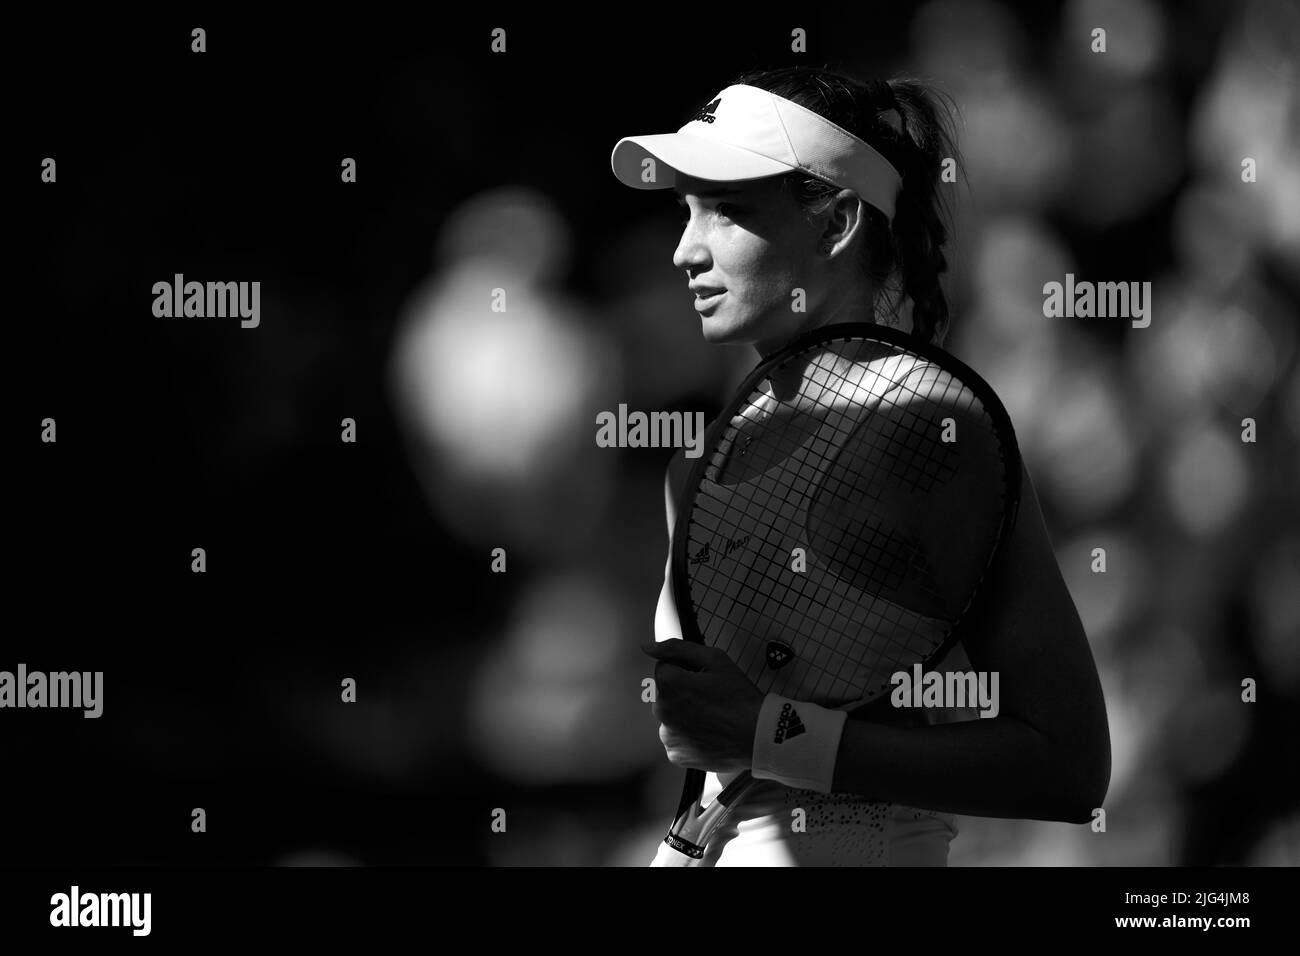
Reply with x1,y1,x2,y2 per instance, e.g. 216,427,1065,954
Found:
642,640,765,775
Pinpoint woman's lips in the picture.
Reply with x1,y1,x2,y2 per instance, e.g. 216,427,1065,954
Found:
694,290,725,312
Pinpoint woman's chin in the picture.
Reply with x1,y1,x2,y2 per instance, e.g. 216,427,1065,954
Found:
700,315,744,344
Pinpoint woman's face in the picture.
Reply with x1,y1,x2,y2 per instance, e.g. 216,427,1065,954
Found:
672,174,827,354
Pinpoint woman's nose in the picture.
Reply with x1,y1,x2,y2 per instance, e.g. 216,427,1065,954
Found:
672,218,710,273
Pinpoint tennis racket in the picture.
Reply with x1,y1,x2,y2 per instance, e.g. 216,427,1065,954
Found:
655,321,1022,866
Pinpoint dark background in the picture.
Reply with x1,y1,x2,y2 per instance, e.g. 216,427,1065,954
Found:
9,2,1299,866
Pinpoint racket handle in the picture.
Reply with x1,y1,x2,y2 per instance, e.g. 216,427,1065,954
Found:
651,838,701,867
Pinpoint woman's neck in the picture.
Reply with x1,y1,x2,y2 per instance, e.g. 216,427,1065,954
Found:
759,273,878,398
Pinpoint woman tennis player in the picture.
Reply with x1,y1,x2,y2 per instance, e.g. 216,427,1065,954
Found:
611,66,1111,866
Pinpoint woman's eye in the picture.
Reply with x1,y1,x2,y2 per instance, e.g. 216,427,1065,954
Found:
675,201,739,224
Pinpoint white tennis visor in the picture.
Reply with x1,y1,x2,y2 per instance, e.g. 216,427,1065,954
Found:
611,84,903,221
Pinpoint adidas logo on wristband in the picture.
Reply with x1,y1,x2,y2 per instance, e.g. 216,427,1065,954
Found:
773,702,806,743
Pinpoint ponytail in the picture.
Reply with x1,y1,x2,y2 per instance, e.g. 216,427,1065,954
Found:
885,77,958,345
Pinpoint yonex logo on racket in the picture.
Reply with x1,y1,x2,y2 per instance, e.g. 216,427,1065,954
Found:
663,833,705,858
773,703,806,743
766,641,795,670
691,97,722,123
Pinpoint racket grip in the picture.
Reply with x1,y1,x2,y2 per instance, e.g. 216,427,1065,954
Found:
650,838,701,867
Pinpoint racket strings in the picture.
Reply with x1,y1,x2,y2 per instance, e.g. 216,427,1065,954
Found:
809,360,993,615
686,340,1009,705
692,346,907,694
696,350,877,620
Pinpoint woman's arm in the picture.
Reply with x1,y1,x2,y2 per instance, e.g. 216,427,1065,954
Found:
648,459,1111,824
830,464,1112,822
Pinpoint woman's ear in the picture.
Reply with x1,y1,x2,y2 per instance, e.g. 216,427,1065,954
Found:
820,190,866,258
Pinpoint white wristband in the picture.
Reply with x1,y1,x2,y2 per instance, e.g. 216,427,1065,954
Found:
750,693,848,794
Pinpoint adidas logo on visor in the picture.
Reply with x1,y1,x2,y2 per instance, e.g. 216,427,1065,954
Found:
691,97,721,124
